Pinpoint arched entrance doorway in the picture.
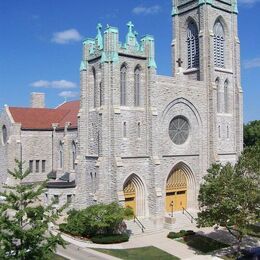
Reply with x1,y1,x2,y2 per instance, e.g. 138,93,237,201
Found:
124,180,136,215
166,168,187,212
123,174,147,217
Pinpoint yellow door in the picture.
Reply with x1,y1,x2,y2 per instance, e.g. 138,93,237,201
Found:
166,169,187,212
124,180,136,215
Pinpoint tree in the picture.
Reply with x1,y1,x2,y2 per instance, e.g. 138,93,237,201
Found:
197,161,260,253
0,160,66,260
244,120,260,147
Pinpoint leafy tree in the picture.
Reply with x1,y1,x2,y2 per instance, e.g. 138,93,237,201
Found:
197,161,260,253
0,160,66,260
244,120,260,147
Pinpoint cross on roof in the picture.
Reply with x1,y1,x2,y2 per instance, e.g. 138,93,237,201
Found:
176,58,183,67
127,21,134,33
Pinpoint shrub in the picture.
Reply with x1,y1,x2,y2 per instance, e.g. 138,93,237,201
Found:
91,234,129,244
124,206,134,220
59,202,127,237
167,230,195,239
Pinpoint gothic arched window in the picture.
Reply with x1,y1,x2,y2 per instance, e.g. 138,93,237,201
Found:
59,142,63,169
134,66,141,106
93,68,97,108
72,141,77,170
187,21,199,69
120,65,127,106
216,78,221,113
224,79,229,113
213,20,225,68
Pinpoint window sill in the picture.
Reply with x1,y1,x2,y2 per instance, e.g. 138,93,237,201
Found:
183,68,199,74
214,67,233,74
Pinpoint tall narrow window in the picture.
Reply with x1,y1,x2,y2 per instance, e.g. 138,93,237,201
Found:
2,125,7,145
100,81,103,106
137,122,141,138
93,68,97,108
42,160,46,173
213,20,225,68
224,79,229,113
218,125,221,139
36,160,40,173
134,66,141,106
29,160,33,173
187,21,199,69
123,122,127,138
72,141,77,170
120,65,127,106
216,78,221,113
227,125,230,139
59,142,63,169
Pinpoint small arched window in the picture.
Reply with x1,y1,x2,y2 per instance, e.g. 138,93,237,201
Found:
216,78,221,113
59,142,63,169
224,79,229,113
93,68,97,108
120,65,127,106
187,21,199,69
2,125,7,145
72,141,77,170
227,125,230,139
213,20,225,68
218,125,221,139
134,66,141,106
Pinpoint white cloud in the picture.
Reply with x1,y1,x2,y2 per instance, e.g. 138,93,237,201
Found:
59,91,79,98
132,5,161,15
51,29,82,44
31,80,77,89
244,58,260,69
31,80,50,88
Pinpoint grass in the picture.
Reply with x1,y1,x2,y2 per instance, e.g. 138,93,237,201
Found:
95,246,180,260
176,234,229,253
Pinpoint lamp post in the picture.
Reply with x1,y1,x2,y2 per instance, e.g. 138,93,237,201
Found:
170,201,174,218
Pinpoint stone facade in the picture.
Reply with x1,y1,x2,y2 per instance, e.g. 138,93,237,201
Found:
0,0,243,222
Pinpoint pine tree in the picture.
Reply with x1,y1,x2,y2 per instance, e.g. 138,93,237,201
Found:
0,160,66,260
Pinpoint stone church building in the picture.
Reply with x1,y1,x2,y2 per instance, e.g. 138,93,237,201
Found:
0,0,243,223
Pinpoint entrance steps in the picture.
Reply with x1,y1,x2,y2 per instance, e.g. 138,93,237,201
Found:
125,218,163,237
164,209,198,231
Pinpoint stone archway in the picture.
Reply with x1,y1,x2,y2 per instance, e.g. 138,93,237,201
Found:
165,162,196,213
123,174,147,217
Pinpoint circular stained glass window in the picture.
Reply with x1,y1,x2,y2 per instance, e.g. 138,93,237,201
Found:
169,116,190,145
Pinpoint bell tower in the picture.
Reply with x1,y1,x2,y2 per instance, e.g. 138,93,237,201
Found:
172,0,243,163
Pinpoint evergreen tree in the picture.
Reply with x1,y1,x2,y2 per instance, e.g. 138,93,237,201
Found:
0,160,66,260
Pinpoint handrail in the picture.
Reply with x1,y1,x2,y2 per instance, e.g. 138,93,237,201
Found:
182,207,196,223
133,215,146,233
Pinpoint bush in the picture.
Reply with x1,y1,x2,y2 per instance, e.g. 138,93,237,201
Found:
59,203,127,238
91,234,129,244
124,206,134,220
167,230,195,239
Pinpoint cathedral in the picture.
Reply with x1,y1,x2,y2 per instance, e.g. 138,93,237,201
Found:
0,0,243,224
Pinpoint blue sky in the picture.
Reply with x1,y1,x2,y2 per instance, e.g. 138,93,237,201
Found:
0,0,259,122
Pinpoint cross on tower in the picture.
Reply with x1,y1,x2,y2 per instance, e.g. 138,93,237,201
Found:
176,58,183,68
127,21,134,33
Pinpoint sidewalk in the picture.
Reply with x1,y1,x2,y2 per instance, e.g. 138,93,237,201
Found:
55,227,260,260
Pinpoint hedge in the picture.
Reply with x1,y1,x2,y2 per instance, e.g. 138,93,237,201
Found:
167,230,195,239
91,234,129,244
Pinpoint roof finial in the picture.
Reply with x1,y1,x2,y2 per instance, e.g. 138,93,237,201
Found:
127,21,134,34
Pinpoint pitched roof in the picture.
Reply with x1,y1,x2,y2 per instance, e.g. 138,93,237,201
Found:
9,100,80,130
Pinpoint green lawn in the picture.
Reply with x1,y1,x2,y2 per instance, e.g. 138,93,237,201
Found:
95,246,180,260
175,234,229,253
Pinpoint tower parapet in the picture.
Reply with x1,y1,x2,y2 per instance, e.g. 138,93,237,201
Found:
80,22,157,69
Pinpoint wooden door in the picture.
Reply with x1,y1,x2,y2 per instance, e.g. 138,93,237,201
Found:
124,180,136,215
